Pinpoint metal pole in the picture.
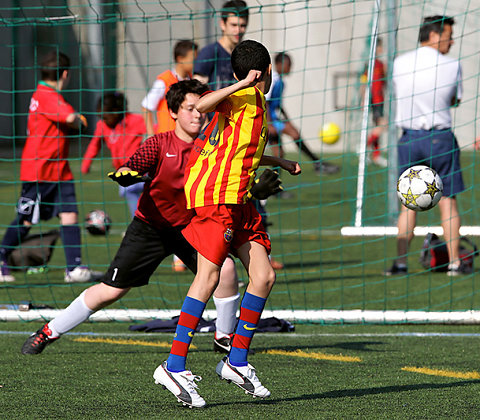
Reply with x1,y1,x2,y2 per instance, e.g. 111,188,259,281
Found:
354,0,381,227
386,0,398,224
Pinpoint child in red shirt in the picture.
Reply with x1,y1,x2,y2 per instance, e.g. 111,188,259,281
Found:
82,92,146,216
0,50,96,283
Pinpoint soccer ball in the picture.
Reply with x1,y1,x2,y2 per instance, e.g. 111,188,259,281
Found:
397,165,443,212
85,209,112,236
318,122,341,145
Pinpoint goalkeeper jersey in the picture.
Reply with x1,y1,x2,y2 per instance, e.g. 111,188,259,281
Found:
126,131,194,229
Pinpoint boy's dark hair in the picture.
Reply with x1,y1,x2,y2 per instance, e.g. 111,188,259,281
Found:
221,0,249,23
419,15,455,43
96,92,127,113
166,79,209,113
231,40,271,81
274,52,291,66
174,40,198,61
40,50,70,81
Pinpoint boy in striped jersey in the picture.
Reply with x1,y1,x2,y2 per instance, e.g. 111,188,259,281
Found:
155,40,301,407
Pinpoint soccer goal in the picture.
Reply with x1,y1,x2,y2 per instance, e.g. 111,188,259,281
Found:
1,0,480,325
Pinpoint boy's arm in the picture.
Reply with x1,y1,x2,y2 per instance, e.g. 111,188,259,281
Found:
260,154,301,175
142,107,156,136
81,133,102,174
195,69,262,113
66,113,88,130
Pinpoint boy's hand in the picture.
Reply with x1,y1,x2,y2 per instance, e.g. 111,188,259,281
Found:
280,159,302,175
248,169,283,200
108,170,151,187
241,70,262,89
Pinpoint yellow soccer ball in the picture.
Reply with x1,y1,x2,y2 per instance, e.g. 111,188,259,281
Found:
319,122,341,145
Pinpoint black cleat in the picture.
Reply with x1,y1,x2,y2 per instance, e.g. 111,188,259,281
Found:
21,324,59,355
213,334,232,353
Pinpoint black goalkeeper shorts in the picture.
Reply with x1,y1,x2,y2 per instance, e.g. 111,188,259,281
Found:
102,217,197,288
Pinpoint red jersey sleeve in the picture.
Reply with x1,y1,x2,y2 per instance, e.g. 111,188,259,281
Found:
125,134,162,174
81,121,104,174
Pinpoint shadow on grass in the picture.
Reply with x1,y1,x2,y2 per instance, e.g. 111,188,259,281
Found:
282,260,362,269
263,340,385,353
208,380,480,407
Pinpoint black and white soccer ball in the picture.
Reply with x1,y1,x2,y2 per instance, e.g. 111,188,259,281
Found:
397,165,443,212
85,209,112,236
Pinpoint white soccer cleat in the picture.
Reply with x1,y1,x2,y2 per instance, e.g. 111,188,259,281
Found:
216,356,271,398
153,361,206,408
0,262,15,282
64,266,102,283
0,272,15,282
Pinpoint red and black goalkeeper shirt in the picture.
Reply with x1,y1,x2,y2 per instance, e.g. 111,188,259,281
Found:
126,130,194,230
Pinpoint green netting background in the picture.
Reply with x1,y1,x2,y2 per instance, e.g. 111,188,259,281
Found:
1,0,480,321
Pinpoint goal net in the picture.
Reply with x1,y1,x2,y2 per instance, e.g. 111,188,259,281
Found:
1,0,480,324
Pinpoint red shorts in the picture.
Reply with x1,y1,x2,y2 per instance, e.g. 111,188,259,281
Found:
182,201,271,266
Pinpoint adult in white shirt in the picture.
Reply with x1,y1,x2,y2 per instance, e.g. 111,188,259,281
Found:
386,15,466,276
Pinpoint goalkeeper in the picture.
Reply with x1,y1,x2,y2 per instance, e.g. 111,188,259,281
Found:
21,79,286,356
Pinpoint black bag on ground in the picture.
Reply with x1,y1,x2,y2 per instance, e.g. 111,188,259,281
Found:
419,233,478,272
7,229,60,271
129,316,295,333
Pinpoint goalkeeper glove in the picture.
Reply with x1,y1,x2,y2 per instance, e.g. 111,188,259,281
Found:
247,168,283,200
108,170,151,187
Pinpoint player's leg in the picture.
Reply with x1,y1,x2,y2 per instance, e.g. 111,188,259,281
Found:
55,181,95,283
438,197,463,275
21,217,172,355
154,253,221,408
21,284,130,355
213,256,240,353
216,240,273,398
118,182,144,218
0,183,39,282
384,206,416,276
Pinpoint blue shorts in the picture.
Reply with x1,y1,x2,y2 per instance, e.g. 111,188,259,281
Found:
397,129,464,197
270,120,285,138
16,182,78,224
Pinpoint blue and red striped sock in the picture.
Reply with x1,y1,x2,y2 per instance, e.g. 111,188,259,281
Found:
167,296,206,372
229,292,266,367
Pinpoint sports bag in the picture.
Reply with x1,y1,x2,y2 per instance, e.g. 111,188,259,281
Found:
419,233,478,272
7,229,60,271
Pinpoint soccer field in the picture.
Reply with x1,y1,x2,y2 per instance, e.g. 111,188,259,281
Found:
2,322,480,418
1,153,480,418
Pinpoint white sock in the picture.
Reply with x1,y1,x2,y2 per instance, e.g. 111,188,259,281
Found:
213,293,240,338
48,290,95,337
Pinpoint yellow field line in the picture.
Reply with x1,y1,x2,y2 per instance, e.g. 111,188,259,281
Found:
402,366,480,380
264,349,361,363
73,336,197,350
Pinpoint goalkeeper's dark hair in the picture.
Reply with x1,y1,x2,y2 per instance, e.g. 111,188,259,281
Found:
167,79,209,113
419,15,455,43
231,40,271,81
40,50,70,81
221,0,249,23
96,92,128,114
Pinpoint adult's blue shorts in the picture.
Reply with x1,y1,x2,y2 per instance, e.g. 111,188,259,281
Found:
397,129,464,197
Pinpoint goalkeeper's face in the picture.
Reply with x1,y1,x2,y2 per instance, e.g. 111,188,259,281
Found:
171,93,206,140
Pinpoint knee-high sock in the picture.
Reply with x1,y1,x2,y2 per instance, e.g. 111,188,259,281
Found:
229,292,266,367
60,224,82,271
167,296,206,372
213,293,240,338
0,217,31,263
47,290,94,337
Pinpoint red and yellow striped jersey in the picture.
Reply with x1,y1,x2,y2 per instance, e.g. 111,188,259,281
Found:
184,86,268,208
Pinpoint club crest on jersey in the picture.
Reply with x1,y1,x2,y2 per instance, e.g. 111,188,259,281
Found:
224,228,233,243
